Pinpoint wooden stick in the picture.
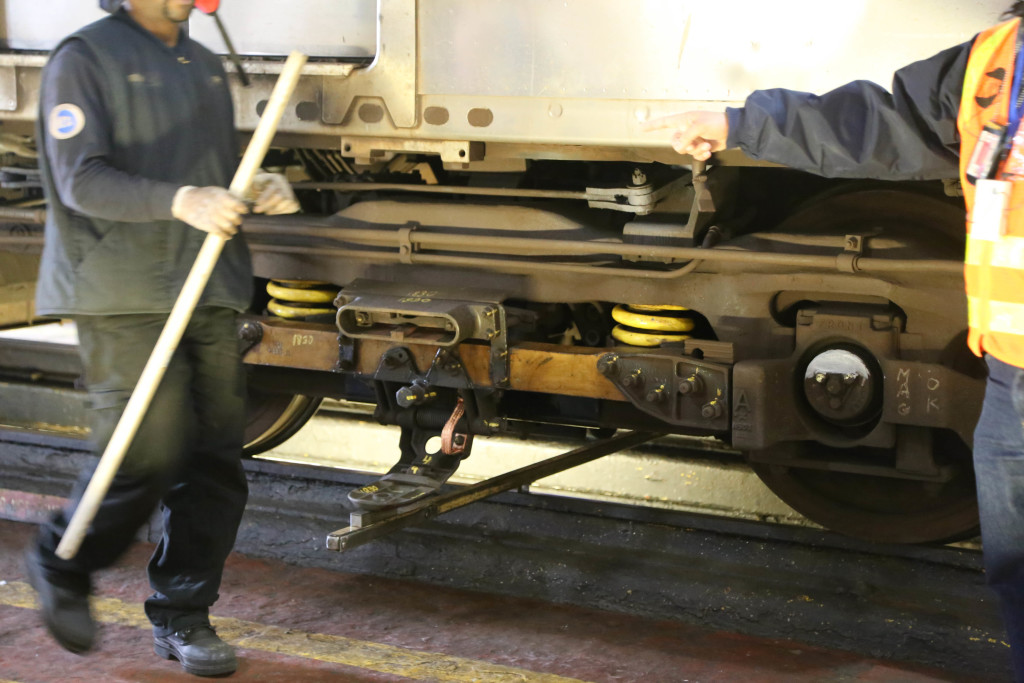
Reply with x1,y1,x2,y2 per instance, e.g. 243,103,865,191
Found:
56,51,309,560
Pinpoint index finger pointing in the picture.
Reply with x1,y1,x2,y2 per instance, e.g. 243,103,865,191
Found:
638,112,693,132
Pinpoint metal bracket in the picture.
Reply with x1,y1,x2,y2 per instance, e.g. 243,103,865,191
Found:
836,234,865,273
375,345,473,392
341,136,485,165
596,350,730,431
336,280,510,388
621,162,726,242
0,66,16,112
585,174,693,216
322,0,418,128
397,223,416,264
683,160,716,240
326,430,662,551
336,334,356,371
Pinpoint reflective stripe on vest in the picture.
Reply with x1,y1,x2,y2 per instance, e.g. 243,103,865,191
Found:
959,17,1024,366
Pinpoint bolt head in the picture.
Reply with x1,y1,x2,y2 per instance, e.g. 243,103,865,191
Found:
597,354,619,376
701,401,723,419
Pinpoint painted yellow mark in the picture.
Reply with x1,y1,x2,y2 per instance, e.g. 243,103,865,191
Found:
0,581,588,683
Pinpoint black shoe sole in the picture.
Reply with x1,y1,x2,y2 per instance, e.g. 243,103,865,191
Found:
154,641,238,677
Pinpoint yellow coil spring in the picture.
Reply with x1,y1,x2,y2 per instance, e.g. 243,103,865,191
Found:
266,279,338,319
610,304,695,347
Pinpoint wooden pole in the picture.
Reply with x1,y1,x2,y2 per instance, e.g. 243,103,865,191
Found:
56,51,308,560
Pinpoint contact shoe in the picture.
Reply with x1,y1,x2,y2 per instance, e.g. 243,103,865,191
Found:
154,624,237,677
24,549,95,654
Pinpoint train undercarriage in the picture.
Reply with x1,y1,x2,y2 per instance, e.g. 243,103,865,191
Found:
233,157,982,546
0,130,985,547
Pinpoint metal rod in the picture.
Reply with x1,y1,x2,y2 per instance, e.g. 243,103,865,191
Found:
326,429,663,552
293,181,591,201
212,11,250,87
243,222,963,275
0,207,46,223
5,215,962,276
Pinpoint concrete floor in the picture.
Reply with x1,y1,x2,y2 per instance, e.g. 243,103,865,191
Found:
0,519,984,683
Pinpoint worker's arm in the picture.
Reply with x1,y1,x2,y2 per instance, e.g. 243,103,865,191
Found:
643,40,972,181
40,40,243,235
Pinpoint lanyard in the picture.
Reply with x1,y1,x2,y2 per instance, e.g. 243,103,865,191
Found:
1009,26,1024,136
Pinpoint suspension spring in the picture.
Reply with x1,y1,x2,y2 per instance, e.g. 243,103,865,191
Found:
266,279,338,320
610,304,696,347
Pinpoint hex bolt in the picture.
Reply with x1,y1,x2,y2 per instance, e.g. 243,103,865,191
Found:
622,369,643,388
597,353,620,377
631,168,647,186
237,321,263,344
646,385,666,403
701,399,723,419
678,375,703,395
396,384,427,407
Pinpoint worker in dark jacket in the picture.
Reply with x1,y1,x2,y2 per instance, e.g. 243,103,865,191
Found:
643,2,1024,680
24,0,298,677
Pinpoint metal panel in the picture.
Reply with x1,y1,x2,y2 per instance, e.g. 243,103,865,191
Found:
419,0,1004,101
189,0,377,58
3,1,105,50
2,1,376,57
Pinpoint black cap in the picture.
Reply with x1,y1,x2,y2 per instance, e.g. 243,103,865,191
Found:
99,0,125,13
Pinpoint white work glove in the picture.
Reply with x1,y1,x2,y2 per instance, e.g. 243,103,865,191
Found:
171,185,247,238
249,172,300,215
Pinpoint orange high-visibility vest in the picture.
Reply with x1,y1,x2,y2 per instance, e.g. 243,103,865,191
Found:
959,18,1024,367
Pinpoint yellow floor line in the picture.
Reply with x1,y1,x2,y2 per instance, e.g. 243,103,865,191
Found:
0,581,588,683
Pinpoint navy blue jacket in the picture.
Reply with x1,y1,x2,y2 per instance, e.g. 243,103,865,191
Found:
725,41,972,181
35,10,252,316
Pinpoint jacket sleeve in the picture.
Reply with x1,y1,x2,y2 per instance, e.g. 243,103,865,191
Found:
39,40,179,222
724,40,972,180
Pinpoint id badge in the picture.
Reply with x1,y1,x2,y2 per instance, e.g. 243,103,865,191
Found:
967,122,1007,183
971,179,1011,241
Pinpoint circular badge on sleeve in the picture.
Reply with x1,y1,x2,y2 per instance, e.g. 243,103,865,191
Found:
48,104,86,140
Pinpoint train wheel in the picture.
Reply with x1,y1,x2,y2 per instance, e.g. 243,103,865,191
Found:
750,432,978,544
244,390,322,456
749,186,979,544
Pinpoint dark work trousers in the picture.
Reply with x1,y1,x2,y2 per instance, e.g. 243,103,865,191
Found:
973,354,1024,682
34,306,248,636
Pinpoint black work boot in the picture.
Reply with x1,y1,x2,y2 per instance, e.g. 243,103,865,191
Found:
24,549,96,654
154,624,237,677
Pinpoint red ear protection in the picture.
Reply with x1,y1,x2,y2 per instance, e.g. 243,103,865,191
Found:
195,0,220,14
